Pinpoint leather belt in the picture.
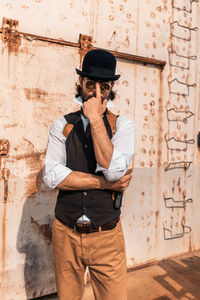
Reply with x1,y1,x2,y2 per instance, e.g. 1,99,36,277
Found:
74,217,120,234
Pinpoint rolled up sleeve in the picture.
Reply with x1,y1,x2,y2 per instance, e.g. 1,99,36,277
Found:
96,115,135,182
43,117,72,189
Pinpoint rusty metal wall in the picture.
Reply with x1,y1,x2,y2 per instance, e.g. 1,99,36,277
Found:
0,0,199,299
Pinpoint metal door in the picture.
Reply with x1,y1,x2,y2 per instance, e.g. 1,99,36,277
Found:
0,1,199,299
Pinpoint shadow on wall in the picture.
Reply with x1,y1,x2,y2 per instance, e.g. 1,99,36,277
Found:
154,256,200,299
16,170,57,299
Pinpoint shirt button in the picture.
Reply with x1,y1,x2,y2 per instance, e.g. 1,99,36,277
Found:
83,192,87,196
84,144,88,148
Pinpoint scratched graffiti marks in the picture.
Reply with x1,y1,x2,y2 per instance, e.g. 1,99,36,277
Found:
172,0,199,13
164,1,198,240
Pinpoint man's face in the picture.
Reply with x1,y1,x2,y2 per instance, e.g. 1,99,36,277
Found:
79,77,113,102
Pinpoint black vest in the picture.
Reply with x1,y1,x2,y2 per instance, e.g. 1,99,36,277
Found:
55,110,120,228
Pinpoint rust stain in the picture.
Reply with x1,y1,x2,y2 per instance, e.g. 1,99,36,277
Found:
123,80,129,87
188,235,192,253
153,42,157,49
109,15,114,21
25,155,44,175
2,18,21,54
24,174,38,197
1,203,7,299
21,5,29,9
124,35,130,48
78,34,93,67
0,140,10,157
4,123,18,129
142,148,146,154
155,210,159,218
10,150,45,160
24,88,48,102
119,5,124,12
31,217,52,244
149,161,153,167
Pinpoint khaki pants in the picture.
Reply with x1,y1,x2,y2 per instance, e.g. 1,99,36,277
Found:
52,218,127,300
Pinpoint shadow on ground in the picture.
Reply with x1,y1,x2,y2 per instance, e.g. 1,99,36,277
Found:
154,255,200,299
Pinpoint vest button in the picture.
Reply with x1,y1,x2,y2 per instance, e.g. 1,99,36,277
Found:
83,192,87,196
84,144,88,148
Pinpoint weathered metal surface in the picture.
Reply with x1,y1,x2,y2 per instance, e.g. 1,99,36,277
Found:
0,0,92,43
0,0,199,299
0,14,80,298
0,26,166,68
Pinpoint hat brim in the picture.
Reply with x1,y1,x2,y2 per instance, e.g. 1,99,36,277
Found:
76,68,120,81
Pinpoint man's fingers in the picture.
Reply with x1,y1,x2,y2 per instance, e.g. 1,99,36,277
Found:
120,174,132,185
95,82,101,101
125,168,133,175
102,99,107,111
124,174,132,181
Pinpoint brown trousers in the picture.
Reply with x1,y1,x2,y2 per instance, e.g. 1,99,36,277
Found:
52,218,127,300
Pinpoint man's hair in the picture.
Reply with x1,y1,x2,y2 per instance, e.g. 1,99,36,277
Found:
75,77,116,101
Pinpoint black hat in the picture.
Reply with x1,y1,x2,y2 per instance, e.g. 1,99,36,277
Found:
76,49,120,81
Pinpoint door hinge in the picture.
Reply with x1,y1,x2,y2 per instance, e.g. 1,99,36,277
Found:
0,139,10,202
2,169,10,203
0,139,10,157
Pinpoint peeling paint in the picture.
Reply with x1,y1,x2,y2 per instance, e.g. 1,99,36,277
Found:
31,217,52,244
1,204,7,300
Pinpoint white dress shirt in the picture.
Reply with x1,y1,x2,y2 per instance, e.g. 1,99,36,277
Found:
43,96,136,222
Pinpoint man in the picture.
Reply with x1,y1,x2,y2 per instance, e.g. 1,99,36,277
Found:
44,49,135,300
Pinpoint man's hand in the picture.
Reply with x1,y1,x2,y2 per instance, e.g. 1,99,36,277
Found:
101,169,133,192
83,83,107,121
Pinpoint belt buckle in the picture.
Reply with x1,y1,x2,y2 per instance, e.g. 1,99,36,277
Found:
74,222,91,233
76,222,91,227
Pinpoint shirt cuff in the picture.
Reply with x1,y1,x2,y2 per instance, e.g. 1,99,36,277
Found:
95,148,129,182
43,164,72,189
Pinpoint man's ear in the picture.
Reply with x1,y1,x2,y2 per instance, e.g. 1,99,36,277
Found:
79,76,83,87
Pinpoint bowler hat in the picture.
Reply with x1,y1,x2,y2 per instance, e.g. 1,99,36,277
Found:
76,49,120,81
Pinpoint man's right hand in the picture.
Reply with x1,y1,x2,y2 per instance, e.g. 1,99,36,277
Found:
101,169,133,192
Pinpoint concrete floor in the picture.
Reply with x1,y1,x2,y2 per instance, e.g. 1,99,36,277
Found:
36,251,200,300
